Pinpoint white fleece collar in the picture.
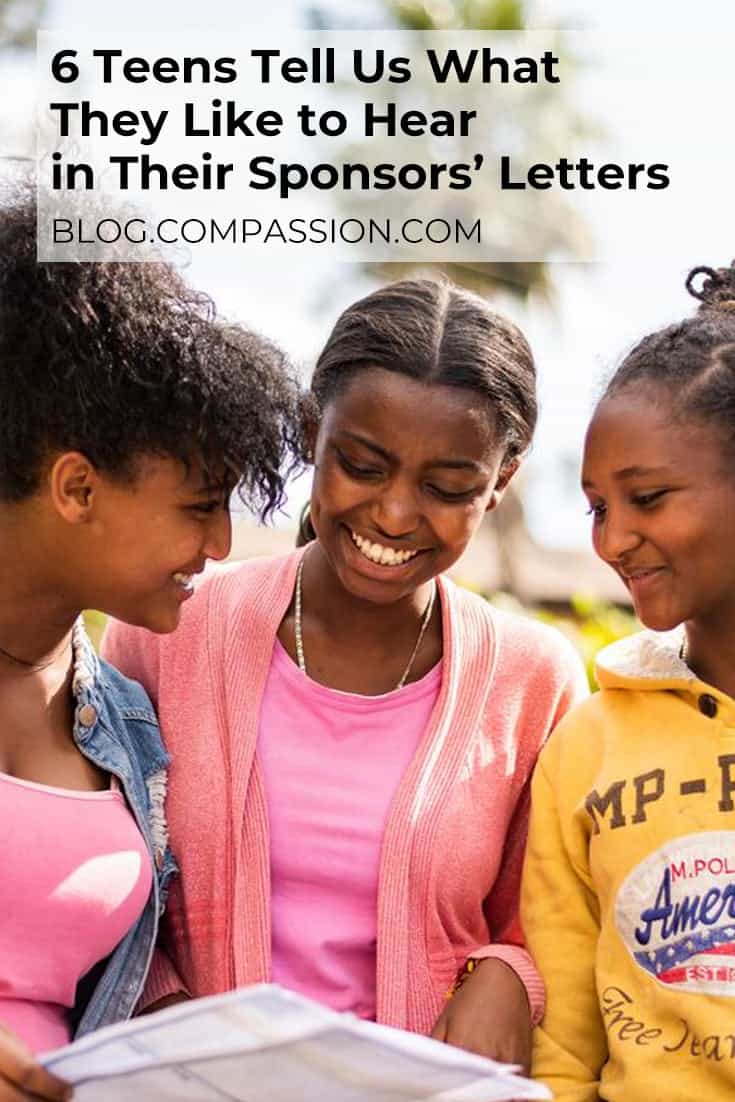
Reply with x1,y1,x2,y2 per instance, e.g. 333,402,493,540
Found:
596,627,696,684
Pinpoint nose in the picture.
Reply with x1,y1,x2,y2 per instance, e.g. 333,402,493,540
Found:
593,505,642,565
203,506,232,562
371,477,420,540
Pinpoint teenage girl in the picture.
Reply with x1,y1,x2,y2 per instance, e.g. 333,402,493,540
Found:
523,262,735,1102
105,278,588,1070
0,192,298,1100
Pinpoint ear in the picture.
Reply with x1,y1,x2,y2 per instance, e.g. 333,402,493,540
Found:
485,457,521,514
48,452,100,524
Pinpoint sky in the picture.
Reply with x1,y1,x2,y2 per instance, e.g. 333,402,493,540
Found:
3,0,734,547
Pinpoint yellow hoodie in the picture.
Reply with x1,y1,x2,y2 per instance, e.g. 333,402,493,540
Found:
522,629,735,1102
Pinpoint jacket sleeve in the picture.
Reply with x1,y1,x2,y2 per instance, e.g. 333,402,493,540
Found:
469,648,590,1026
102,620,190,1012
521,746,607,1101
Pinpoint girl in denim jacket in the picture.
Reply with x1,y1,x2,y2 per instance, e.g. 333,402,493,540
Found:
0,190,299,1100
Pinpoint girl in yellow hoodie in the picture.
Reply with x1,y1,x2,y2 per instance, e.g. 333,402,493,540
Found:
522,261,735,1102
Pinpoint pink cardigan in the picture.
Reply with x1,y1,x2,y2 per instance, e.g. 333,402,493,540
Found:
103,548,587,1033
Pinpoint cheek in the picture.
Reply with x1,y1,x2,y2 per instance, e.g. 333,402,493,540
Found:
590,522,603,559
436,500,486,548
311,463,364,518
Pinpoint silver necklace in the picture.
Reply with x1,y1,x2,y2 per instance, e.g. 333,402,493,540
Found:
0,640,69,673
294,553,436,691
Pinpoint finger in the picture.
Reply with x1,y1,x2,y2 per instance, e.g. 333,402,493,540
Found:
1,1073,71,1102
0,1074,34,1102
0,1036,71,1102
430,1015,448,1042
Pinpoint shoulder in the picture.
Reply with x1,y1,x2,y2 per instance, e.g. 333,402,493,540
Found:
491,605,585,684
105,549,302,658
95,655,169,779
205,549,301,616
535,689,620,788
443,582,588,761
445,579,586,691
97,655,158,719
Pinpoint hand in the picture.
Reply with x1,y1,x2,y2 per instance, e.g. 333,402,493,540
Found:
431,958,532,1073
0,1023,71,1100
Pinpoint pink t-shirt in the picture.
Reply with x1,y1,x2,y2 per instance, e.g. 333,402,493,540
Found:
0,773,152,1053
258,639,442,1019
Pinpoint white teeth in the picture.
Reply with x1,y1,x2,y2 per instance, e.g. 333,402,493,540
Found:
350,531,418,566
172,572,193,587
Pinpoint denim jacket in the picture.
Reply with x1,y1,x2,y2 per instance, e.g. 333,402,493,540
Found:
67,620,176,1038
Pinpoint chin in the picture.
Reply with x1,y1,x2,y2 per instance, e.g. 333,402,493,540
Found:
147,611,183,634
633,603,681,634
122,605,183,635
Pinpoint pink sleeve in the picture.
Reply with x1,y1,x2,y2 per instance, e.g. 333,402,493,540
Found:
471,646,589,1026
471,780,545,1024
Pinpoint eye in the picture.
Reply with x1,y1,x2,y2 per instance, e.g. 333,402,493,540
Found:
631,490,668,508
188,499,224,515
585,501,607,519
337,450,382,479
427,483,476,502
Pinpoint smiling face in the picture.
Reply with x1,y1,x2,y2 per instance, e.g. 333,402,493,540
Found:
61,453,233,633
582,385,735,632
308,368,514,605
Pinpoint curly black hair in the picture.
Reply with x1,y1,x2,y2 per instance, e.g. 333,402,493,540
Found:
0,189,300,518
603,261,735,445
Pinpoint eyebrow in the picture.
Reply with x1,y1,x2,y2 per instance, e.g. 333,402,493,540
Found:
339,430,485,472
582,464,671,489
192,480,230,496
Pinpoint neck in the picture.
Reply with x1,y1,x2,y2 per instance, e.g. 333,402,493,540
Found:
684,614,735,700
0,518,80,669
303,541,435,645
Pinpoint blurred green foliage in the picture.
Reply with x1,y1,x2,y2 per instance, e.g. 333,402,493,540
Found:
391,0,524,31
83,609,107,652
489,591,638,689
373,0,594,299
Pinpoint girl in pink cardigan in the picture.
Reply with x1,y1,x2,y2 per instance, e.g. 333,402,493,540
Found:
104,279,587,1072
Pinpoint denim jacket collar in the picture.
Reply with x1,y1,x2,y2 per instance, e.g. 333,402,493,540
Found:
67,618,176,1035
70,618,169,861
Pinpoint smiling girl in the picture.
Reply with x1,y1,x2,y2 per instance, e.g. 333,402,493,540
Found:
522,261,735,1102
0,191,298,1100
105,278,587,1069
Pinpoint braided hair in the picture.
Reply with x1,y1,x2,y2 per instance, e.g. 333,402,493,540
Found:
309,279,537,467
602,261,735,443
297,278,537,545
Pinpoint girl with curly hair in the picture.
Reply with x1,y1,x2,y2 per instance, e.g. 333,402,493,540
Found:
523,261,735,1102
105,278,587,1073
0,191,299,1100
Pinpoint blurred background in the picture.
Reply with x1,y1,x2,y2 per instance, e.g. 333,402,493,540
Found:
3,0,733,679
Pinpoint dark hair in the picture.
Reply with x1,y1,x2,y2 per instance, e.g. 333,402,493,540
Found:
0,190,300,518
602,261,735,443
309,278,537,465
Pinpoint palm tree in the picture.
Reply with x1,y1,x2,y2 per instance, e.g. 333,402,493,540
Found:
0,0,47,50
1,0,48,161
